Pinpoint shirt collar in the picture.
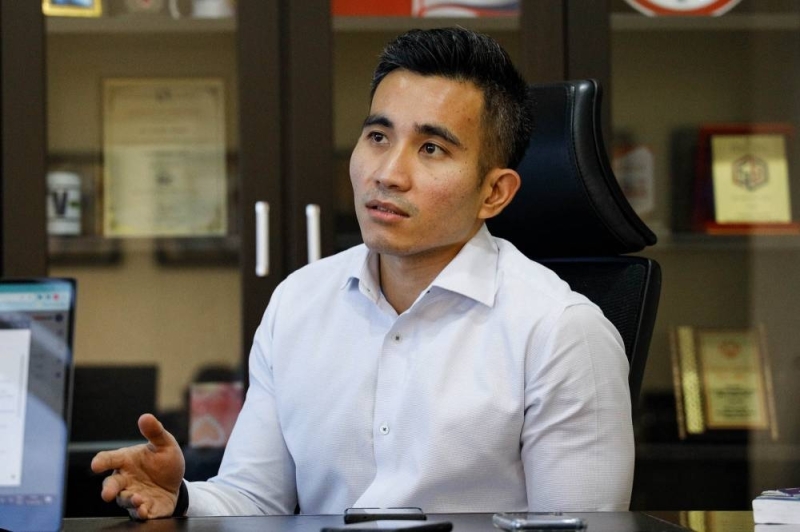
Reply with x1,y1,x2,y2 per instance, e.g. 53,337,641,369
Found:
342,245,381,304
428,224,498,308
343,224,499,308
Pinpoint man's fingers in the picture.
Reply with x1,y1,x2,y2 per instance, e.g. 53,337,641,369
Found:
138,413,176,449
100,473,128,502
116,488,155,520
115,490,135,509
91,448,130,474
132,499,151,520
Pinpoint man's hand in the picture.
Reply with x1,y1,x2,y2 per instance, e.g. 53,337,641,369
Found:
91,413,186,520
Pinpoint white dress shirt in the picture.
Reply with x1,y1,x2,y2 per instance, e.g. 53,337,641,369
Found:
186,224,634,515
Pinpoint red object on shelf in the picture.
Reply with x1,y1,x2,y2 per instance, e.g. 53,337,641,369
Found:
624,0,743,17
332,0,412,16
189,382,244,448
702,222,800,236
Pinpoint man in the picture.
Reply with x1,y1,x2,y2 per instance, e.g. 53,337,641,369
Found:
92,27,633,519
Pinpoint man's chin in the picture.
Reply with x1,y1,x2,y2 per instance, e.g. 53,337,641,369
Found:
361,236,413,257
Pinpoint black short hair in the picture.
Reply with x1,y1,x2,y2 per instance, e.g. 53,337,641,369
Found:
371,27,533,172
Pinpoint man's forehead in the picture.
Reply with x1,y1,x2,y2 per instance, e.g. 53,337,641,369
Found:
368,70,485,130
371,69,483,102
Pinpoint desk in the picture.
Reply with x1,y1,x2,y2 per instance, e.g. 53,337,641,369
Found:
62,512,690,531
651,511,800,532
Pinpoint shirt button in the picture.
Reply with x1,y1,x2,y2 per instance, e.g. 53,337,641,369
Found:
379,423,390,435
393,334,401,342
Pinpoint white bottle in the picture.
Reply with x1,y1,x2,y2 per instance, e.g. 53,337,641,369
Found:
47,171,82,236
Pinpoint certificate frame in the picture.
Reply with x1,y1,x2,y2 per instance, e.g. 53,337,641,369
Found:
42,0,103,17
692,123,800,235
102,77,229,238
670,325,778,441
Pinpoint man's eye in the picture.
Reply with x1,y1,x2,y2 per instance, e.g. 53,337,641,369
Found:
422,143,443,155
367,131,386,143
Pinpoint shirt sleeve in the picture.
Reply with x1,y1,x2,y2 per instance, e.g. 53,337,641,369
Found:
186,284,298,516
521,303,634,511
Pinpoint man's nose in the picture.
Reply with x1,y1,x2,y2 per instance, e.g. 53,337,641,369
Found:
374,146,412,190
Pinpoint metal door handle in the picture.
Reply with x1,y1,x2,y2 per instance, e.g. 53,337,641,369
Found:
306,204,321,264
255,201,269,277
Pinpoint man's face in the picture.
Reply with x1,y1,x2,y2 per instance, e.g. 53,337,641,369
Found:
350,70,491,262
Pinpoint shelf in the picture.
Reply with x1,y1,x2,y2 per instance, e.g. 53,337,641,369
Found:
333,15,518,32
48,235,241,266
155,235,240,266
46,15,235,34
49,236,122,266
46,14,517,35
637,442,800,462
650,232,800,252
612,13,800,32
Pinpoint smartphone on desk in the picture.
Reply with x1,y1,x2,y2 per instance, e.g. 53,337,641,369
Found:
492,513,587,530
344,508,426,524
323,520,452,532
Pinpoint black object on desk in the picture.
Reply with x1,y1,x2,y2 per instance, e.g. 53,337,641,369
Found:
62,512,692,532
324,521,450,532
344,508,426,524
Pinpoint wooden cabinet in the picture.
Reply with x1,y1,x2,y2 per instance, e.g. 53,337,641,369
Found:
1,0,333,424
5,0,800,514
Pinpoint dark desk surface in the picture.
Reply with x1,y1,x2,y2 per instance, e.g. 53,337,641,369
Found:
63,512,691,532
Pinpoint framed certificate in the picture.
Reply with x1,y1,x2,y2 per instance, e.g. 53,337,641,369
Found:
102,78,228,238
42,0,103,17
671,326,778,441
692,124,800,235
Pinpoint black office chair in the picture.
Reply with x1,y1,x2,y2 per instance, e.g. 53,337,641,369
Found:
487,79,661,403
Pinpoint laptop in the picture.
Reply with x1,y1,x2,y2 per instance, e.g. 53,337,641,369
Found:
0,278,76,532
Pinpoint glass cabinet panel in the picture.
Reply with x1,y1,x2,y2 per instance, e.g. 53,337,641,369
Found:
609,0,800,509
44,2,242,448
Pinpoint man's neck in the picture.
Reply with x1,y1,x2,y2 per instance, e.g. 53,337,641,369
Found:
378,248,460,314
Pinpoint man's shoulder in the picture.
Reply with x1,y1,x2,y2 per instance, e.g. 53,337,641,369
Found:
492,236,594,309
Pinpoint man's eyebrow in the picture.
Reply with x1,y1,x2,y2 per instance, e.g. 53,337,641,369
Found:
416,123,464,149
362,114,392,129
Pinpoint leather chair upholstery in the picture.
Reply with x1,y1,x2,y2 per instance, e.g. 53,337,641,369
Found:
487,79,661,402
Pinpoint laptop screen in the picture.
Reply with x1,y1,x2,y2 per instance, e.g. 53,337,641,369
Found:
0,278,75,532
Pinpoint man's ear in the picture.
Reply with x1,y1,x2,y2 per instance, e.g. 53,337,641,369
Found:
478,168,521,220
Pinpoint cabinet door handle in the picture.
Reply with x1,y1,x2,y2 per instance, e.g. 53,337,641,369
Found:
306,204,321,264
255,201,269,277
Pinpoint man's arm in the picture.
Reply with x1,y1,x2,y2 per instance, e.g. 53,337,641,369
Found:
521,303,634,511
186,290,298,516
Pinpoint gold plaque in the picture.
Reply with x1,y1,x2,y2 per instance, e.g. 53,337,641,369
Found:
691,124,800,235
42,0,103,17
711,134,791,224
671,326,777,440
678,511,755,532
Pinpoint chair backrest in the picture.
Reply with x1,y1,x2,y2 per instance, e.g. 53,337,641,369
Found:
487,79,661,403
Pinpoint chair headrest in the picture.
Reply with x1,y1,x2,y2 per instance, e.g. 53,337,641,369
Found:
487,79,657,258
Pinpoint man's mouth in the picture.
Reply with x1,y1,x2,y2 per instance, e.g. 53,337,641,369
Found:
366,200,409,217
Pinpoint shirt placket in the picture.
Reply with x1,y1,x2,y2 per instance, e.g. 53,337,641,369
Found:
372,314,411,471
